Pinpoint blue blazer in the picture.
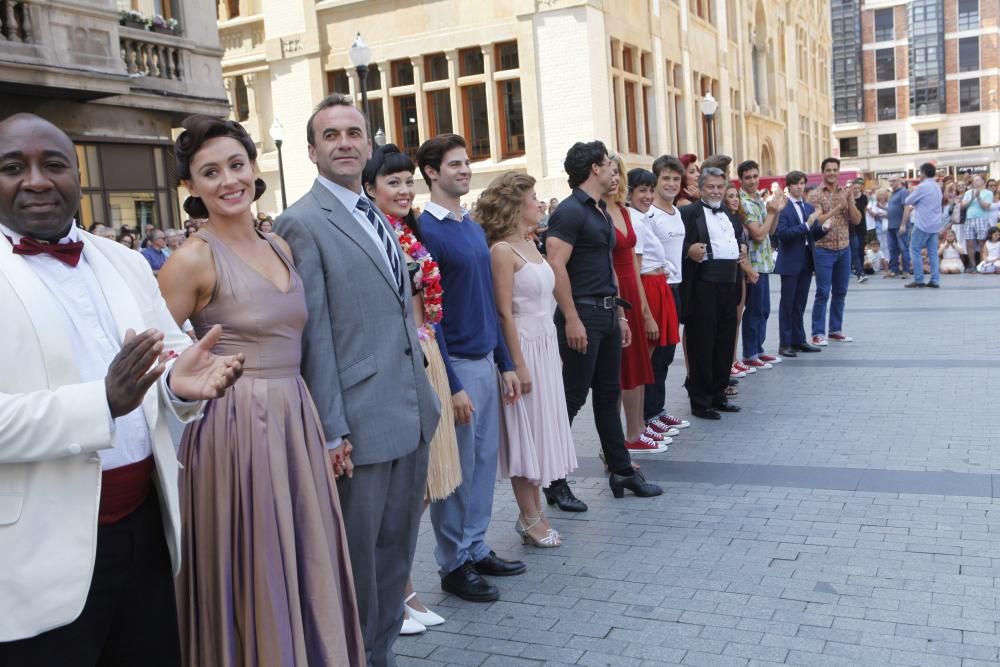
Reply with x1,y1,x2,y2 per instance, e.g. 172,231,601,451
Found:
773,200,827,275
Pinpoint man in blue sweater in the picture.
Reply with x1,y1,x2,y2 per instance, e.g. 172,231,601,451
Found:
416,134,523,603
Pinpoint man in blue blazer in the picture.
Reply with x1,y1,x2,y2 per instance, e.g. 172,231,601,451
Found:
774,171,828,357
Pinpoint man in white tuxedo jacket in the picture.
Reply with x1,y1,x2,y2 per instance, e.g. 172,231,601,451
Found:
0,114,243,666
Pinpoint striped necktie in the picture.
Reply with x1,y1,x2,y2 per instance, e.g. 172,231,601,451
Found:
356,197,404,296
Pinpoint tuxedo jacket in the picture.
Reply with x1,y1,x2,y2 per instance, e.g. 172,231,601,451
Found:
773,201,828,276
678,202,744,323
0,229,204,641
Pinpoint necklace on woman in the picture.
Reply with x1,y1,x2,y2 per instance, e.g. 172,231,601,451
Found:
386,214,443,341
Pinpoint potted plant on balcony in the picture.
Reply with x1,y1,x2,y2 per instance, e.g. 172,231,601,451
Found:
119,9,146,30
148,14,180,35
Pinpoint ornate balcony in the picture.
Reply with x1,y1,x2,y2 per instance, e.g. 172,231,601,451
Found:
1,0,226,115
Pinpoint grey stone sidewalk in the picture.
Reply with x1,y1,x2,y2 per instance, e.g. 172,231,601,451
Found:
402,274,1000,667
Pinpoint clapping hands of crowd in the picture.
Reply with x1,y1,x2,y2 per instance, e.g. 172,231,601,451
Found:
105,325,244,418
766,193,788,214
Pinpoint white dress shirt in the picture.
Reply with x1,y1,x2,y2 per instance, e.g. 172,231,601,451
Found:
0,223,151,471
702,206,740,260
316,174,400,275
646,204,686,284
630,207,668,275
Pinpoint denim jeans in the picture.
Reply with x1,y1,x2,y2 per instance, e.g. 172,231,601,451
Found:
849,231,864,277
910,227,941,285
811,246,850,337
555,304,631,475
741,273,770,359
886,227,912,273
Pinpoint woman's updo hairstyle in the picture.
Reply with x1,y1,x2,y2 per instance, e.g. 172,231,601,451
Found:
362,143,423,241
362,143,416,192
175,114,266,219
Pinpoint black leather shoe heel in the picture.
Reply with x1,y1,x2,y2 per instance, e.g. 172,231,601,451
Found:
542,481,588,512
609,470,662,499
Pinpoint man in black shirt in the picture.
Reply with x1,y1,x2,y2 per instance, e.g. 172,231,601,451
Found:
545,141,662,504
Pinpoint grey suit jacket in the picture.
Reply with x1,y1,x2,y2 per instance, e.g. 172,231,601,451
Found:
275,180,440,466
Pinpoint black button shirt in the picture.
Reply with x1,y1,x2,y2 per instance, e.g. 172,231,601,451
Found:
546,188,617,298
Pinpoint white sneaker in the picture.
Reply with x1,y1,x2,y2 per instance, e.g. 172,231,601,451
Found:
811,335,828,347
399,616,426,635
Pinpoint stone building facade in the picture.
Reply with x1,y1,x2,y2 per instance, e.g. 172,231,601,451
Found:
218,0,833,209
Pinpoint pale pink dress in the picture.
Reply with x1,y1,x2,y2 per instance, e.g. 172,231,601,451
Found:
496,243,578,485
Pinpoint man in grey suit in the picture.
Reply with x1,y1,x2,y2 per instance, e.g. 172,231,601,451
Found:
274,94,439,667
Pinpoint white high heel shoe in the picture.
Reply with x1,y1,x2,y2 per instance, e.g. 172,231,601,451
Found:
399,614,426,636
404,592,445,627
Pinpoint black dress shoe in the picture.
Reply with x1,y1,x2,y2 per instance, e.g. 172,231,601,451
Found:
715,402,741,413
904,281,925,288
542,480,588,512
472,551,526,577
779,346,798,357
793,343,822,352
609,469,663,498
691,407,721,420
441,563,499,602
728,377,739,387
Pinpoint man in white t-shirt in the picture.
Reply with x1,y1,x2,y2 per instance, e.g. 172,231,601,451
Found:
641,155,692,432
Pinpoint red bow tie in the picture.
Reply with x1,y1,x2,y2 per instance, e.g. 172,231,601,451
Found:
5,234,84,267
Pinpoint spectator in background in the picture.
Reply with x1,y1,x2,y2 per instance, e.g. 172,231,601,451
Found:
901,163,944,288
864,240,888,274
939,230,964,274
183,219,200,238
139,222,155,249
961,173,993,267
885,177,910,278
117,230,137,250
140,229,167,274
867,187,889,251
162,229,182,258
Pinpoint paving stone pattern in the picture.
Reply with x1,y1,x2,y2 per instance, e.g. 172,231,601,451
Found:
402,275,1000,666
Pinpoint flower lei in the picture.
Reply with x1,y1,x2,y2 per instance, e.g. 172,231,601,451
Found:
387,214,443,341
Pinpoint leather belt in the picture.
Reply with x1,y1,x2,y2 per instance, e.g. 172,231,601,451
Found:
574,295,618,309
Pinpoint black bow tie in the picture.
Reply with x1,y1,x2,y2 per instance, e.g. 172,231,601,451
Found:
702,202,723,215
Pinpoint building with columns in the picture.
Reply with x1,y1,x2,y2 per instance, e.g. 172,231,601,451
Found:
218,0,833,210
1,0,228,233
831,0,1000,180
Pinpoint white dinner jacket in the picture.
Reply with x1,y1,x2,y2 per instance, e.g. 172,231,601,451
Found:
0,229,204,642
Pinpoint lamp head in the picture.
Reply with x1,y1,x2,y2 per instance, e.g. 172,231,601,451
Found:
269,118,284,145
700,93,718,117
349,33,372,69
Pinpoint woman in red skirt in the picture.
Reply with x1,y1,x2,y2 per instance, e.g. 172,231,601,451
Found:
604,155,665,453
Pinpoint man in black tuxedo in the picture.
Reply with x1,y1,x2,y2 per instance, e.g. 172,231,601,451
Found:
679,167,745,420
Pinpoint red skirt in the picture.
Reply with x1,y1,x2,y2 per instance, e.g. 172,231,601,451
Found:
640,273,681,347
618,272,653,390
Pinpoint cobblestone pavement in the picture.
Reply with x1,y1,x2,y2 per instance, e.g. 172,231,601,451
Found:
401,274,1000,667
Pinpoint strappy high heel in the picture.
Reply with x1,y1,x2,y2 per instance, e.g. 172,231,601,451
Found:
516,516,560,548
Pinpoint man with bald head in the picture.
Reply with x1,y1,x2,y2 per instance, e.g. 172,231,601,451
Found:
0,113,244,664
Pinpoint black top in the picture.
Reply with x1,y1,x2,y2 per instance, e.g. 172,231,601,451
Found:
853,194,868,238
545,188,617,298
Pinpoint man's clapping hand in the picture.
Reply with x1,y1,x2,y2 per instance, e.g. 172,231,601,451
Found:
106,329,168,418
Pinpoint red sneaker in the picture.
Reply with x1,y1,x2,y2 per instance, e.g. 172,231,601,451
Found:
759,354,782,364
644,423,679,439
730,364,746,378
734,360,755,374
625,434,669,452
828,332,854,342
743,358,773,370
811,335,828,347
658,414,691,429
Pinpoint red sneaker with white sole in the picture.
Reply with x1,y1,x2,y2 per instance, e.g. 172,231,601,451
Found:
625,434,669,452
658,414,691,429
828,332,854,342
811,335,828,347
743,358,773,370
730,364,746,378
759,354,782,364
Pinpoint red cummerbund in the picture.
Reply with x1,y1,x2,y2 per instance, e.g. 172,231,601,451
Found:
98,456,155,525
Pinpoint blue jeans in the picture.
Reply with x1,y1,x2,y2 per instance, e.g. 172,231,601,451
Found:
811,246,850,337
850,231,864,277
886,227,912,273
430,355,499,575
742,273,770,359
910,227,941,285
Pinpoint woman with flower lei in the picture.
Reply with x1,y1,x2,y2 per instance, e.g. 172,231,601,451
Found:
362,144,461,637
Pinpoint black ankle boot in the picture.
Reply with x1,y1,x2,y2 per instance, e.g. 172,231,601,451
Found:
542,480,588,512
609,470,663,499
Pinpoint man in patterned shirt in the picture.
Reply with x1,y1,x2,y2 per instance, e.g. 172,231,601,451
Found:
738,160,786,369
806,157,862,346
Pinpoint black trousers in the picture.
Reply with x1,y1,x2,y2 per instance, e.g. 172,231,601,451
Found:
554,303,632,475
684,280,740,412
0,493,180,667
644,284,682,421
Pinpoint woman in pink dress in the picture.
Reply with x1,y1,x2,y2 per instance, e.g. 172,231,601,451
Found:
478,172,577,548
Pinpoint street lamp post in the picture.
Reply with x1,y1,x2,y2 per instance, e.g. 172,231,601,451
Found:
269,118,287,211
700,93,719,157
349,32,373,137
374,128,386,147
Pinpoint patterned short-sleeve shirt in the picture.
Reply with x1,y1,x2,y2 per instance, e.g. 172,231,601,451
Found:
808,185,851,251
740,190,774,272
